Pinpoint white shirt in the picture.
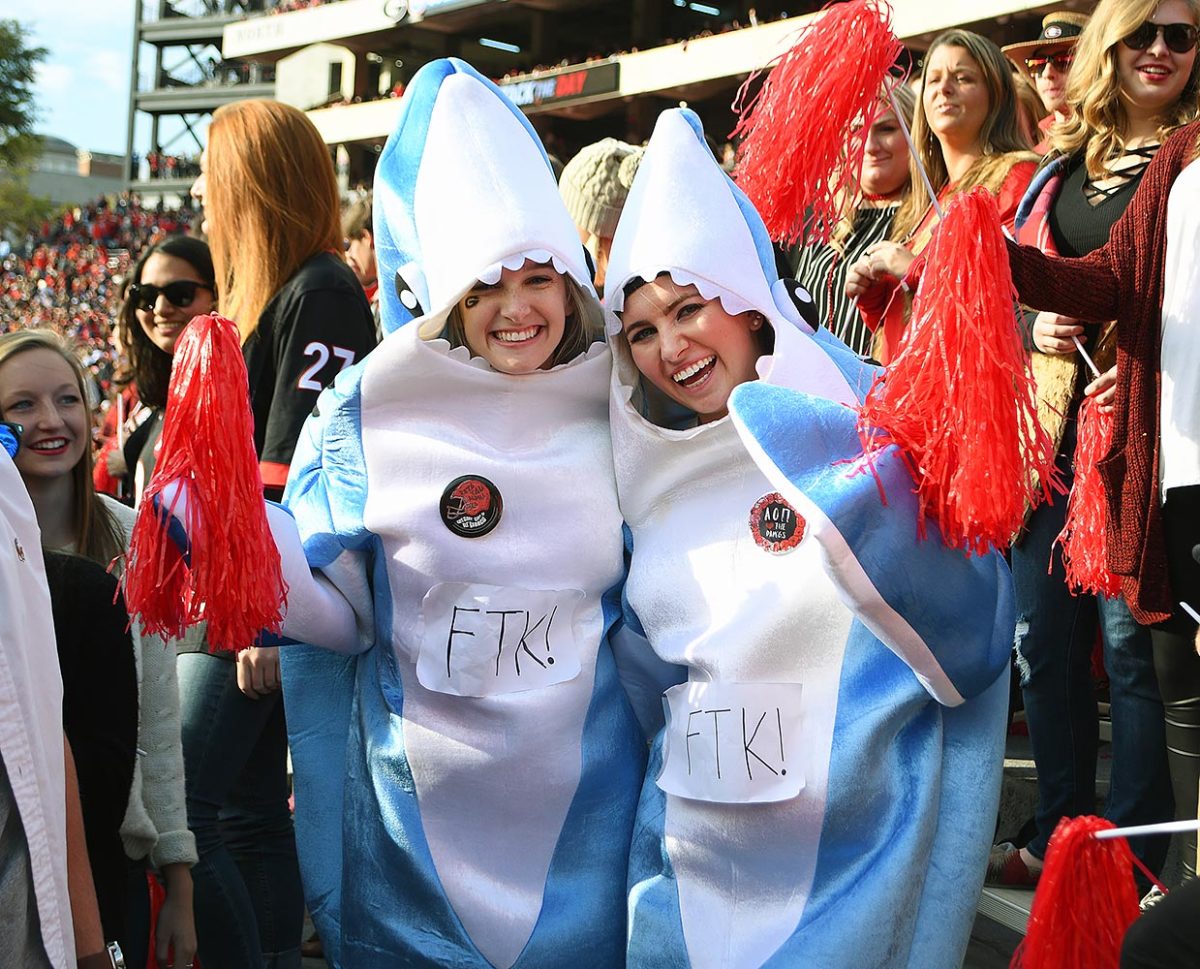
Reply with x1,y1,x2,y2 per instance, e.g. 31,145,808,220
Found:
1159,160,1200,497
0,451,71,967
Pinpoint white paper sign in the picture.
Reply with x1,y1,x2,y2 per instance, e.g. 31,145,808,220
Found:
658,681,806,804
416,583,584,697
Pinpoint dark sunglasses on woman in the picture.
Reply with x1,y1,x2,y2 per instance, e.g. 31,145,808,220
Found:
129,280,213,312
1122,21,1200,54
1024,53,1075,75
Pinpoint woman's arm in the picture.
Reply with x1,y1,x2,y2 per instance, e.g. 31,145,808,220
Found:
129,625,197,868
1005,236,1121,323
64,737,105,964
1005,134,1186,323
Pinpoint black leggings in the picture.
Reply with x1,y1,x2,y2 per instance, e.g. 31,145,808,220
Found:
1121,877,1200,967
1152,629,1200,878
1150,485,1200,878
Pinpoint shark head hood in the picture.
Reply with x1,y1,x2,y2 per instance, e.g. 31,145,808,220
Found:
373,57,597,339
604,107,818,335
604,108,835,429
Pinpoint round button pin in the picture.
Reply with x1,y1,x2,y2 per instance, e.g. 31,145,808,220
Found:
441,475,503,538
749,492,805,554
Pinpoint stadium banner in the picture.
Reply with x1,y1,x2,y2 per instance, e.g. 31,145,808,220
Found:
500,62,621,109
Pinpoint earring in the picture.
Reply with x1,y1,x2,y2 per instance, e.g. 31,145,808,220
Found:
749,313,764,330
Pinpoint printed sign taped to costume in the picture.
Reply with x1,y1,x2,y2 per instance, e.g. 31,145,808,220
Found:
658,681,805,803
417,582,584,697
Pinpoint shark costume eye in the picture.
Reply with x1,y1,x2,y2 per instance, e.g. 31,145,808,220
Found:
783,279,819,329
395,271,424,315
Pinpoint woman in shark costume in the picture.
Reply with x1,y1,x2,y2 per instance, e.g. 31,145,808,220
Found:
260,60,653,967
606,109,1015,969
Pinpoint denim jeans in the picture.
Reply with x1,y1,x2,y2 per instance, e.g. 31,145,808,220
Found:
1011,419,1173,872
177,652,303,969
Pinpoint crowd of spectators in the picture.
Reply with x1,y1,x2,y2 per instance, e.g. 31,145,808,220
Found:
0,196,195,401
268,0,339,13
143,151,203,181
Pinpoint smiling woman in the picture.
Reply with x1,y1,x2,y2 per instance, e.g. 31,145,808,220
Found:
993,0,1200,893
444,259,598,373
620,274,766,423
0,329,198,969
781,84,916,357
604,105,1013,969
844,29,1038,363
0,331,120,560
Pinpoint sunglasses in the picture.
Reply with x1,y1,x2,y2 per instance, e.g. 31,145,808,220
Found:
1121,21,1199,54
129,280,213,312
1025,52,1075,75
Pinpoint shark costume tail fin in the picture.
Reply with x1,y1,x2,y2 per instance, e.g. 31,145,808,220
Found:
373,57,596,336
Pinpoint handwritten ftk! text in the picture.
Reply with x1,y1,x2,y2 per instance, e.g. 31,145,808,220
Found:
418,583,584,697
659,681,806,804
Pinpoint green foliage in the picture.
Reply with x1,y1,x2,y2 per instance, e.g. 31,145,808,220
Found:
0,19,50,237
0,19,46,172
0,174,54,238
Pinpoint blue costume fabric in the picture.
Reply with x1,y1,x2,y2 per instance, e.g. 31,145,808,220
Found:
604,109,1014,969
276,59,647,968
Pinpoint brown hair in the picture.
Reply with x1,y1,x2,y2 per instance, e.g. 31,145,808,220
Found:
204,99,341,342
0,330,124,565
893,30,1033,239
118,235,215,408
1051,0,1200,177
445,270,601,370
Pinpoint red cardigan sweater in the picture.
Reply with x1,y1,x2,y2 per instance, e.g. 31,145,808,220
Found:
1006,119,1200,626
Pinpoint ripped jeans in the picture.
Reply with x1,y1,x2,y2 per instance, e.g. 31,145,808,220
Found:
1010,418,1172,872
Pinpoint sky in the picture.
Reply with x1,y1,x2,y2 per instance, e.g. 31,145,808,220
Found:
3,0,137,155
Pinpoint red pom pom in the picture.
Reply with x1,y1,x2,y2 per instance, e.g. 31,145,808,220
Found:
856,188,1062,554
123,314,286,652
731,0,903,246
1055,398,1121,597
1011,815,1140,969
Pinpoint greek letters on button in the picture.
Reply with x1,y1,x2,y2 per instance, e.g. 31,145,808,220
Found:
749,492,805,554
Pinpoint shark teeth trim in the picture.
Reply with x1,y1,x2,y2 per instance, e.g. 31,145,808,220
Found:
605,268,763,334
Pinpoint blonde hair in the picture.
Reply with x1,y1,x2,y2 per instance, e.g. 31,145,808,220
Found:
445,271,601,370
204,99,342,342
893,30,1033,240
829,83,917,255
0,330,124,566
1050,0,1200,177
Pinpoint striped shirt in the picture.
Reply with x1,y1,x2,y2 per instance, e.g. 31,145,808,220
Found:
783,205,898,358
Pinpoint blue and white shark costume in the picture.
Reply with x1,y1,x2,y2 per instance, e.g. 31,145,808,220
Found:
269,60,648,968
605,109,1014,969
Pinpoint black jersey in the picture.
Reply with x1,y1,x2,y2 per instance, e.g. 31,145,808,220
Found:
242,251,377,496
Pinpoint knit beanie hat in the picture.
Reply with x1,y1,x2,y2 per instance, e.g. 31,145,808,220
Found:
559,138,642,239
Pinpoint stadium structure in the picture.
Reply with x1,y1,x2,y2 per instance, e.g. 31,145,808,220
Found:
127,0,1092,199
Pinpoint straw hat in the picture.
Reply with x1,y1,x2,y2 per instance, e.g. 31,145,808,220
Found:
1002,11,1090,72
